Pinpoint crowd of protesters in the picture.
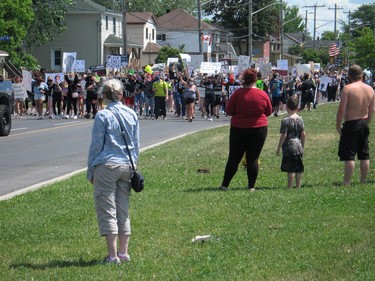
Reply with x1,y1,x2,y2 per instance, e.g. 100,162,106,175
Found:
9,66,375,122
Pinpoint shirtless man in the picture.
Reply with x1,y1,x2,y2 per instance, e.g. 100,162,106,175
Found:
336,64,375,186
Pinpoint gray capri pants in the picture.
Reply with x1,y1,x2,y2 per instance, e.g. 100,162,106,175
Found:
93,163,133,236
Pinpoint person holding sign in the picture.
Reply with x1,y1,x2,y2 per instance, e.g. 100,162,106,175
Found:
12,76,26,119
180,74,200,122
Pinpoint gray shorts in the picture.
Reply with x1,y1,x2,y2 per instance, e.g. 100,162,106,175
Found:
93,163,133,236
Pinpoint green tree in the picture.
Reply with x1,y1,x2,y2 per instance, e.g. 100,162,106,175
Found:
155,45,185,64
349,3,375,36
350,27,375,72
300,48,330,65
204,0,280,55
283,5,305,33
288,44,303,56
25,0,75,48
0,0,35,69
320,31,336,41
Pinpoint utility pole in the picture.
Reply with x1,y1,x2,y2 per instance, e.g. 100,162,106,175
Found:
344,10,351,67
344,10,351,36
122,0,127,60
304,4,325,50
198,0,203,56
248,0,252,60
280,0,284,60
328,4,343,40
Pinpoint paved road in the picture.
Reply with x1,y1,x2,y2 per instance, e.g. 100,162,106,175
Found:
0,111,230,199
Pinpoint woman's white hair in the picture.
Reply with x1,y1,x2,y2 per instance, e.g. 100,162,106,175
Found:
101,78,123,101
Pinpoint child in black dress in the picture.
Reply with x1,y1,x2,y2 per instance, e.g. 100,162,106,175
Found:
276,97,306,188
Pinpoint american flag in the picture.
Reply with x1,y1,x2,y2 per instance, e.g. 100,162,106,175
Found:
328,42,340,57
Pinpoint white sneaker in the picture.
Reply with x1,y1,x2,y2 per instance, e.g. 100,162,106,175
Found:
73,115,77,119
64,115,69,119
118,253,131,262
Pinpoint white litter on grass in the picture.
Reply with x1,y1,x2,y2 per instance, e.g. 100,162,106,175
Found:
191,235,211,242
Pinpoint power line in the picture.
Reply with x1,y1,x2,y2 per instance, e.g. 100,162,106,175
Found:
304,4,325,50
328,4,343,40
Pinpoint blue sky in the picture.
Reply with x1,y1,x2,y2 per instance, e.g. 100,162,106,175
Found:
285,0,369,38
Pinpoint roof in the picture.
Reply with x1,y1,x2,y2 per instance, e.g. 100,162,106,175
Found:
68,0,108,13
127,12,159,25
143,42,161,53
0,50,9,57
284,32,304,44
104,35,143,48
157,8,217,31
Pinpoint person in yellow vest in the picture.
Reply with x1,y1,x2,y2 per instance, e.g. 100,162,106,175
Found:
152,76,168,120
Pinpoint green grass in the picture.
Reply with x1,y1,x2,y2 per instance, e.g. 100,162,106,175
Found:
0,103,374,280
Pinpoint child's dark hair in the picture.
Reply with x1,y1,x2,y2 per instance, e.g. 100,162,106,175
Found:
286,96,299,111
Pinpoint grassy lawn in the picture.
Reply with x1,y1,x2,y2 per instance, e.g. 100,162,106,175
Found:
0,103,374,280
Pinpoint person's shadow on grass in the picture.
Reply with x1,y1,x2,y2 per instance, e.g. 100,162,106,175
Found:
10,257,100,269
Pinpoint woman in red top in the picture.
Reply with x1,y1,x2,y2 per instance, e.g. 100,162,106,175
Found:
219,68,272,191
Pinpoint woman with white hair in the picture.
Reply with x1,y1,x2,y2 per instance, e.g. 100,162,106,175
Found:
87,79,140,265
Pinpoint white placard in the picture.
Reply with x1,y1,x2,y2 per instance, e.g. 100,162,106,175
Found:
63,52,77,73
319,76,332,92
45,72,64,83
259,62,272,78
277,60,288,71
167,58,179,65
12,83,28,99
295,64,311,77
313,63,321,72
73,60,85,73
179,53,191,62
190,55,204,70
200,62,222,75
106,55,121,69
238,55,250,73
22,70,32,92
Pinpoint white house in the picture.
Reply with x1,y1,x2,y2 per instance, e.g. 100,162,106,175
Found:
30,0,143,72
126,12,161,67
156,9,236,63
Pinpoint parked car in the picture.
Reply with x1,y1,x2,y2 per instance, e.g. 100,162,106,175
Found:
0,80,14,136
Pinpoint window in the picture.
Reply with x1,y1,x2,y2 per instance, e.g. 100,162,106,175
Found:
113,18,116,34
146,28,149,40
54,49,61,66
152,29,155,40
106,16,108,30
157,34,166,41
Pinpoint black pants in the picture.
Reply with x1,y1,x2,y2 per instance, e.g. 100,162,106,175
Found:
221,126,268,189
86,91,97,116
205,92,215,117
154,96,166,119
66,96,78,116
52,93,62,115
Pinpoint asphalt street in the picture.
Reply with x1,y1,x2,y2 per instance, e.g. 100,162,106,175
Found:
0,111,230,200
